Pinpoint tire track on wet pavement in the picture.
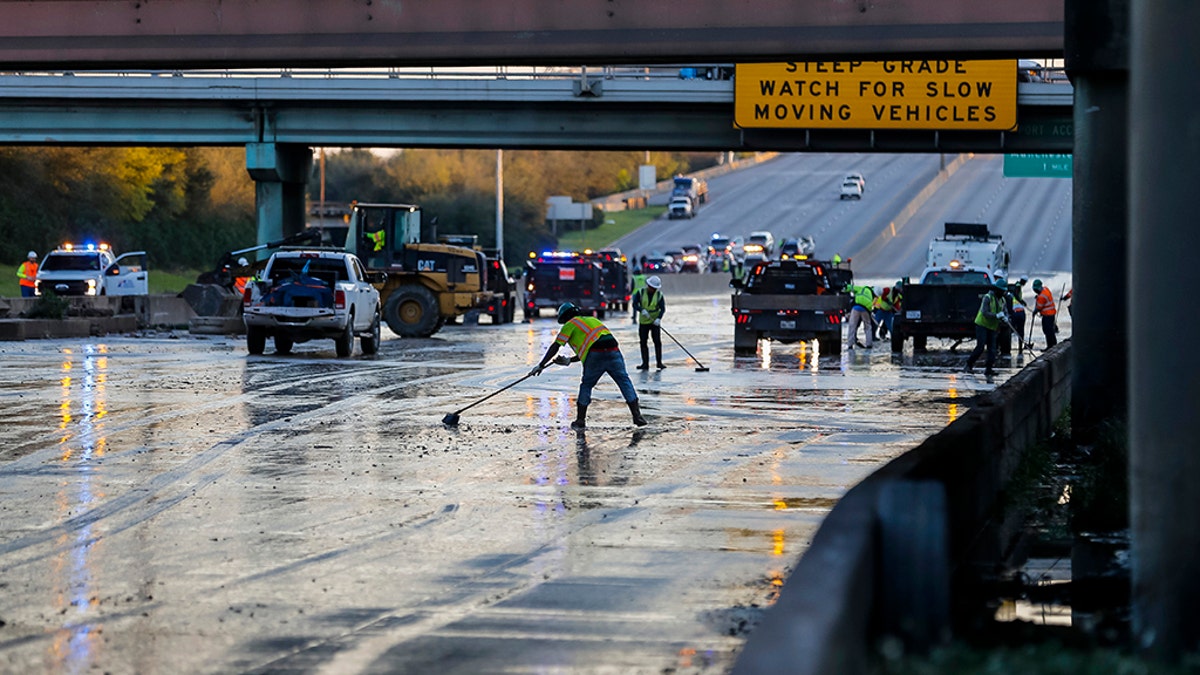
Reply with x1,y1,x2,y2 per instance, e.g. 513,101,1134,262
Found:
0,364,492,571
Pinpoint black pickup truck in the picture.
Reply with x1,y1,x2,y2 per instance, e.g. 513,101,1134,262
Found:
891,271,1012,355
730,259,852,354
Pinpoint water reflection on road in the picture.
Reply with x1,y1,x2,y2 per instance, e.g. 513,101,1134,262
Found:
0,295,1049,673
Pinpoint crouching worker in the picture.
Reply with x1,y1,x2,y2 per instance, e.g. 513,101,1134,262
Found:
532,302,647,430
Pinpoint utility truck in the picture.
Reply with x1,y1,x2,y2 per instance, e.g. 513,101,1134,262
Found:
730,258,852,354
890,222,1013,354
36,242,148,297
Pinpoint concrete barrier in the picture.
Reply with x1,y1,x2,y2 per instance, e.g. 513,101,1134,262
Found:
735,340,1072,675
0,315,139,340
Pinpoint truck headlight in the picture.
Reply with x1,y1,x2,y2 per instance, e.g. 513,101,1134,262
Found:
86,279,98,296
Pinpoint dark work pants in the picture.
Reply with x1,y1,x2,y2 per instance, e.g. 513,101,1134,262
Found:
638,323,663,367
967,324,998,372
1041,314,1058,348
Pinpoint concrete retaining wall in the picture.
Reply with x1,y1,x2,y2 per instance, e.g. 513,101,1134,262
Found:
735,340,1073,675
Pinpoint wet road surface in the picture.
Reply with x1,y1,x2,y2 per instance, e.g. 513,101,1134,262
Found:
0,295,1068,673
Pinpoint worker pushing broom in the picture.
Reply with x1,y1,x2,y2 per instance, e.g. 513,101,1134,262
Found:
443,302,647,429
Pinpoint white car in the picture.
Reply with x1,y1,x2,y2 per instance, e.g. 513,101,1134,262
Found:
845,172,866,190
36,243,149,297
840,180,864,200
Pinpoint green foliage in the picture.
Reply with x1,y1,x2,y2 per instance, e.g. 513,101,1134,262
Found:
25,290,68,320
0,145,718,276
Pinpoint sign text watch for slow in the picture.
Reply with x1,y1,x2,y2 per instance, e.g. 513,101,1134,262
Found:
735,60,1018,131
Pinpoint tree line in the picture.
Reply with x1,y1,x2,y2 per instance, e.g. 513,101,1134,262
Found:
1,147,715,269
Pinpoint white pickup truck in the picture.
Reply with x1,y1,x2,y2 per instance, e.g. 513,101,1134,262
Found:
243,249,382,357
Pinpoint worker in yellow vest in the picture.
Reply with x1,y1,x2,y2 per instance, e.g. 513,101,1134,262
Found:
631,275,667,370
531,303,647,430
964,280,1008,376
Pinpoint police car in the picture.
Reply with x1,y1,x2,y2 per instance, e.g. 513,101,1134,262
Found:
36,243,149,297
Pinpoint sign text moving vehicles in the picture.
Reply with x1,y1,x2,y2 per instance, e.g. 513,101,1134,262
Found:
735,60,1017,131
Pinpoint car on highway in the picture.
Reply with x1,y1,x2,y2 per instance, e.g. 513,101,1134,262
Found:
779,236,817,260
707,235,744,270
643,254,676,274
663,249,686,272
840,180,864,200
678,244,706,273
845,172,866,191
744,231,776,263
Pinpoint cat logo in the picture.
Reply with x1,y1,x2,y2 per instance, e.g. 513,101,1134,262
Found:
417,259,435,272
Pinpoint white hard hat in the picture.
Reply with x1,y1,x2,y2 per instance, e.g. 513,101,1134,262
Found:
27,250,37,259
646,275,662,289
237,257,249,267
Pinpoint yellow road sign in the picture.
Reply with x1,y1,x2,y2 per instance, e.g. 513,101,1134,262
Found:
734,60,1018,131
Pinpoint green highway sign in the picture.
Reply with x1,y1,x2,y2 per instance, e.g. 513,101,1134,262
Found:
1004,153,1073,178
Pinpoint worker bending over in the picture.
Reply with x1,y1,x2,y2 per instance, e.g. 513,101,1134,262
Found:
532,302,647,430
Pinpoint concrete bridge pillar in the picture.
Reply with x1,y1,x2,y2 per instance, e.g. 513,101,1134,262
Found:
1130,0,1200,660
1065,0,1128,444
246,142,312,248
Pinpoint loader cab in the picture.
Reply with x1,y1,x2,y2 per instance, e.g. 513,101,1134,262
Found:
347,203,423,268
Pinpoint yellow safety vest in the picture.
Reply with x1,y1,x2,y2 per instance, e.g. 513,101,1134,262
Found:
555,316,614,363
633,288,663,325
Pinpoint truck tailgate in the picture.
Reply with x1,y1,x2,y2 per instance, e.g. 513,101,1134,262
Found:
732,294,849,311
902,285,988,323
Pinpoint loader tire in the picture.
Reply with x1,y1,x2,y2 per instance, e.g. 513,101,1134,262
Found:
384,285,441,338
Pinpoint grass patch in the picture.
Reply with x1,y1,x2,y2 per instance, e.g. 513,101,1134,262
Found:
556,206,666,252
150,269,203,295
2,264,201,297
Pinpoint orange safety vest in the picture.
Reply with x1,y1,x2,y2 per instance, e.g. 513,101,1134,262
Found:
555,316,614,363
1034,288,1056,316
17,260,38,288
234,276,250,295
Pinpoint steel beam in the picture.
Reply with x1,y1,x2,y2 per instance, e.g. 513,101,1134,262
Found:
0,1,1063,69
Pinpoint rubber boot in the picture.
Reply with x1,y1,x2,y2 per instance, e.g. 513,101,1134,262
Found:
628,400,648,427
570,404,587,430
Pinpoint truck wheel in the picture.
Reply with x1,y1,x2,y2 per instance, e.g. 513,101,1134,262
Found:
734,327,758,354
524,308,535,321
891,328,905,354
506,304,516,324
246,326,266,355
384,285,440,337
335,318,354,358
596,307,606,320
361,309,381,355
817,331,842,355
913,335,928,352
274,335,294,355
